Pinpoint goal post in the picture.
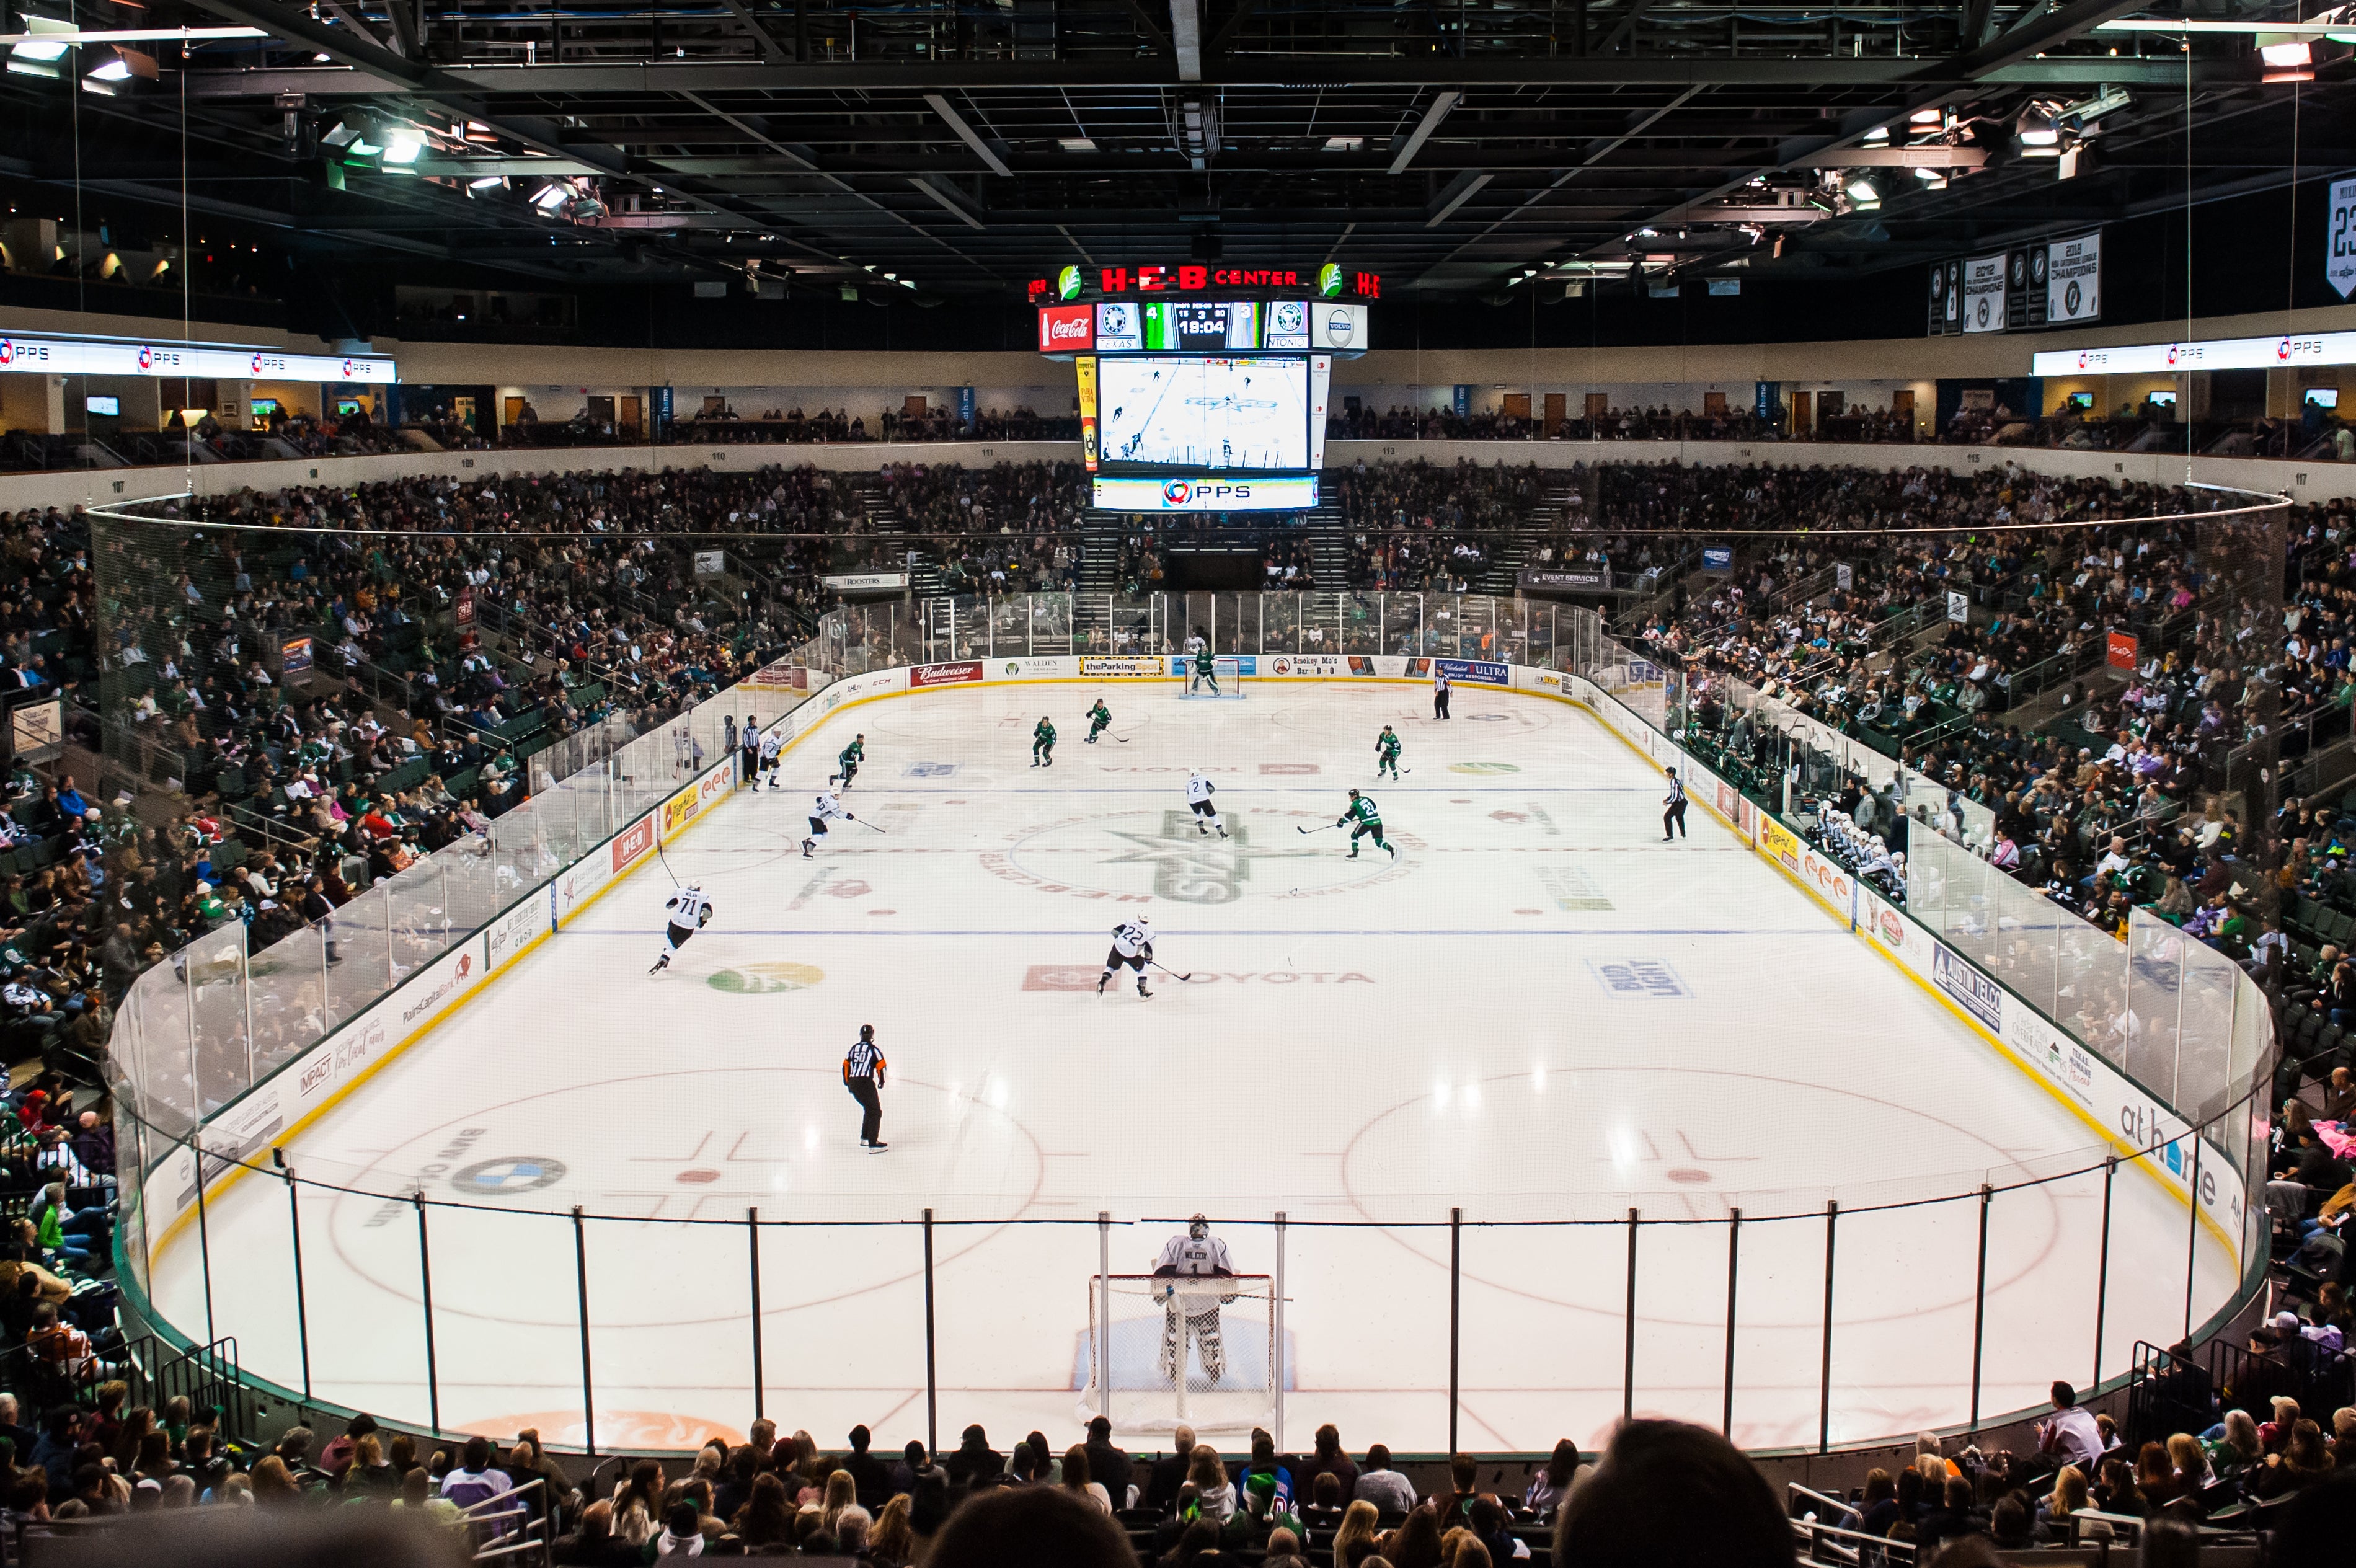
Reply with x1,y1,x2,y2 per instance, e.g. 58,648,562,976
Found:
1080,1273,1277,1435
1179,655,1246,699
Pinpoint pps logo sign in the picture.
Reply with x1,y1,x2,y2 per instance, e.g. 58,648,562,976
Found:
1164,479,1194,505
451,1156,568,1197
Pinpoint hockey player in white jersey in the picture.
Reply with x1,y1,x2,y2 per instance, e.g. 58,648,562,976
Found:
801,788,854,857
1097,914,1154,998
1184,771,1229,839
1151,1215,1235,1385
651,883,712,974
757,728,784,789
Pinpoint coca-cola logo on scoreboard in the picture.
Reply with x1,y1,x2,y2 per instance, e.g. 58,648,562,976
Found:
1037,304,1094,351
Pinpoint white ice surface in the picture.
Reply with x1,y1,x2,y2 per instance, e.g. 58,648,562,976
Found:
150,680,2236,1454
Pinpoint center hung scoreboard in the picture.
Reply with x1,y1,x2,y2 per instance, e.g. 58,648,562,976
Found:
1032,261,1378,513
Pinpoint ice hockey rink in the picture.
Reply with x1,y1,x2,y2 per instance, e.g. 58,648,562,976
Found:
149,676,2238,1455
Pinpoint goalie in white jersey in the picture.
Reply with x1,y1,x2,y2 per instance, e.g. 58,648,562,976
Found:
801,788,854,858
1184,771,1228,839
1151,1215,1235,1384
1098,914,1154,998
650,883,712,974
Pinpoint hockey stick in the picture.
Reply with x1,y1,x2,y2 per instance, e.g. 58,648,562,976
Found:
1147,958,1197,982
655,836,680,886
854,817,887,833
1296,822,1344,835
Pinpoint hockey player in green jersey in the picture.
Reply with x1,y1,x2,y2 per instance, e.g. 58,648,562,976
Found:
1375,725,1402,781
1337,787,1396,859
1191,645,1220,695
1032,717,1058,767
1086,699,1112,743
833,733,866,789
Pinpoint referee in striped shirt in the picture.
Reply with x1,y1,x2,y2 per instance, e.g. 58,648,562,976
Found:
844,1025,888,1151
1662,766,1688,841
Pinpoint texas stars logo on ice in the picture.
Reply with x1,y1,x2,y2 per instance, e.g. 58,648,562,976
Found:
1099,811,1321,904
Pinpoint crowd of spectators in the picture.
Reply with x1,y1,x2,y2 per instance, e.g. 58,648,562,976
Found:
879,405,1078,443
1,1387,2349,1567
874,461,1091,596
1335,460,1546,591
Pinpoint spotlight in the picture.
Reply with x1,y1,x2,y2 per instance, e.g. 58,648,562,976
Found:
2259,40,2312,68
382,128,424,165
1846,175,1882,207
468,175,505,191
531,182,572,214
2015,103,2061,147
6,13,71,78
82,47,156,94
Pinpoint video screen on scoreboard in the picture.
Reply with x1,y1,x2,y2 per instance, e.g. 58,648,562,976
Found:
1097,356,1310,472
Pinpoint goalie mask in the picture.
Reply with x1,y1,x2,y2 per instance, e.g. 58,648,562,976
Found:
1189,1215,1209,1242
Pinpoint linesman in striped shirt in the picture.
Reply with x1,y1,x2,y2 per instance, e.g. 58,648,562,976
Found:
844,1025,888,1151
1662,766,1688,842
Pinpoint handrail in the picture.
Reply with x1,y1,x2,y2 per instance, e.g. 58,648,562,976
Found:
1787,1515,1916,1566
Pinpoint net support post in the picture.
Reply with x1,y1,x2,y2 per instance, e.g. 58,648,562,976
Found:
2093,1157,2116,1393
274,1148,311,1401
747,1207,765,1422
1968,1183,1992,1433
1818,1199,1836,1456
190,1127,216,1346
1623,1207,1639,1424
923,1207,938,1457
1448,1205,1462,1457
415,1190,441,1437
1096,1211,1111,1425
573,1206,596,1456
1273,1210,1286,1454
1722,1206,1742,1438
2183,1135,2202,1337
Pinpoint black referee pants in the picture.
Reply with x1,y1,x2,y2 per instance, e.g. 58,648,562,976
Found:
1433,686,1451,719
1663,799,1688,839
847,1077,883,1143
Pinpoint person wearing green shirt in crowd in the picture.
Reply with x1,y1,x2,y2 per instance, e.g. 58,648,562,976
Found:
1086,699,1112,744
835,733,866,789
1337,788,1396,860
1375,725,1402,781
1192,645,1221,696
1032,717,1058,768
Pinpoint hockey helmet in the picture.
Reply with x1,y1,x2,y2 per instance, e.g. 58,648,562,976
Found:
1189,1214,1209,1241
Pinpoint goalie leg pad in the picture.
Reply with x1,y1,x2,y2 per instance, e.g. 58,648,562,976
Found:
1158,1299,1184,1381
1190,1309,1224,1383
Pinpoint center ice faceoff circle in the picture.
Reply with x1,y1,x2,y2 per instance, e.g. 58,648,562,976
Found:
994,807,1415,903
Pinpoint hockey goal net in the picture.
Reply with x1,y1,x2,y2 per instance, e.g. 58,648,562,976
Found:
1079,1273,1277,1435
1180,655,1246,699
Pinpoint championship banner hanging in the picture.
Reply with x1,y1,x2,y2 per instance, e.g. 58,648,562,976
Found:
2331,177,2356,300
2047,232,2101,324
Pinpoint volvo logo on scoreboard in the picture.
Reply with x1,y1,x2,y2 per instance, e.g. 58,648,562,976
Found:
1094,474,1320,512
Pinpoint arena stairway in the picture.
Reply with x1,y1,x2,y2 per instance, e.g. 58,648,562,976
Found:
841,474,938,596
